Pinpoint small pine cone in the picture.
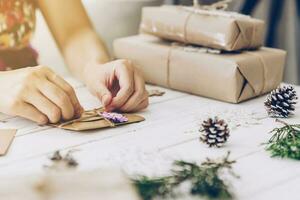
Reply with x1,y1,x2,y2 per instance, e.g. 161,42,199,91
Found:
264,85,298,118
50,151,62,161
200,117,230,147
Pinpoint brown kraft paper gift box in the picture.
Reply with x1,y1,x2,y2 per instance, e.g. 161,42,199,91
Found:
113,35,286,103
140,6,265,51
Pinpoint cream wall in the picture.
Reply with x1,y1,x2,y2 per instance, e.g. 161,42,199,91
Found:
31,0,163,76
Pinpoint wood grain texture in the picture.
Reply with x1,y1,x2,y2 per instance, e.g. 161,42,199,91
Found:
0,77,299,200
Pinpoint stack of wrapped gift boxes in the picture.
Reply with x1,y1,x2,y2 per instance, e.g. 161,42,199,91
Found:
113,5,287,103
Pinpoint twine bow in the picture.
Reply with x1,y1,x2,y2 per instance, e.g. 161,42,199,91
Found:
193,0,232,11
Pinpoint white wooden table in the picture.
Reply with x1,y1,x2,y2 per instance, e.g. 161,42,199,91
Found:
0,77,299,200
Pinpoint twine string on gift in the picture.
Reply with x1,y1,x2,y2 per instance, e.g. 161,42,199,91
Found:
166,46,172,87
175,0,254,48
57,115,97,128
183,0,232,43
193,0,199,8
248,20,259,48
245,51,267,95
166,43,222,88
56,108,104,128
181,6,250,19
96,110,116,127
55,107,131,128
182,12,193,43
165,43,268,96
172,43,222,54
195,0,232,11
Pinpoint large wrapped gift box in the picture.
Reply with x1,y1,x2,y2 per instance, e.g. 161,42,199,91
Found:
140,6,265,51
113,35,286,103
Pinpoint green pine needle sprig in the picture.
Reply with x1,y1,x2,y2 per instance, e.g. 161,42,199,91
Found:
265,119,300,160
132,152,237,200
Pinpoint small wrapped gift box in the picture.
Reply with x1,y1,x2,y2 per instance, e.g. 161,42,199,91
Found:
140,6,265,51
113,35,286,103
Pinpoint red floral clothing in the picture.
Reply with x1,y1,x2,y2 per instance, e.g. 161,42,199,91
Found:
0,0,37,70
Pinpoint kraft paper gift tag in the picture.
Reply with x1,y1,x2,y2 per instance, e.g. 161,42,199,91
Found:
0,129,17,156
53,108,145,131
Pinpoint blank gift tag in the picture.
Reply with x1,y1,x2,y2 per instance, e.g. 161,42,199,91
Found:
0,129,17,156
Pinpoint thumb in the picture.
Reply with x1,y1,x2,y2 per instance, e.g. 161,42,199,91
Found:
97,84,112,108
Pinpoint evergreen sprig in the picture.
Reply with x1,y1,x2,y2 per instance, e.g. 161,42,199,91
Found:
265,119,300,160
132,152,237,200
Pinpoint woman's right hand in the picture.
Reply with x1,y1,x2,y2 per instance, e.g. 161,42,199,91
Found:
0,66,83,125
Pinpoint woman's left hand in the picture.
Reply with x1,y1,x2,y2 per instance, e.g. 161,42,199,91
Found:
83,59,149,112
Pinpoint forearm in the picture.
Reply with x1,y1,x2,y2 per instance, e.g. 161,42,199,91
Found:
37,0,110,82
62,28,110,81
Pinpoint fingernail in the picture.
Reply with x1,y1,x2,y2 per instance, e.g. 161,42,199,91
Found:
105,105,114,112
38,118,48,126
102,94,111,107
75,105,84,118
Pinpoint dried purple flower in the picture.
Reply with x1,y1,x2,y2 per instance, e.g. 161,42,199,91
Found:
101,112,128,123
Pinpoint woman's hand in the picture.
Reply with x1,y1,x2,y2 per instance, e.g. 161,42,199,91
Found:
37,0,148,112
0,66,83,125
83,59,149,112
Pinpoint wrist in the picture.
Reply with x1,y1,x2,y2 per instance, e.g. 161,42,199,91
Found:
82,56,111,83
82,60,99,85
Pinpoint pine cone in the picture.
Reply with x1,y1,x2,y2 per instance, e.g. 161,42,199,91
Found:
50,151,62,161
264,86,298,118
200,117,230,147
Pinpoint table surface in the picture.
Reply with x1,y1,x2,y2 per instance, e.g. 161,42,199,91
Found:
0,77,299,200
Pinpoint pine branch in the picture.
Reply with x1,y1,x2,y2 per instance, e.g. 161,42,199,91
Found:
265,119,300,160
132,176,173,200
132,152,237,200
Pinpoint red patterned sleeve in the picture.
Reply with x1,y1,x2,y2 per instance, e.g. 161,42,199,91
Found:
0,0,36,50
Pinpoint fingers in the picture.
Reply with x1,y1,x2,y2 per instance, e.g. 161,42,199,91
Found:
1,66,82,125
130,98,149,113
119,70,148,112
37,80,75,121
46,71,83,117
14,102,48,125
96,83,112,108
24,91,63,124
107,60,134,111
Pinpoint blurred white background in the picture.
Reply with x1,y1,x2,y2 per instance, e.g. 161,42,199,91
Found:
31,0,163,76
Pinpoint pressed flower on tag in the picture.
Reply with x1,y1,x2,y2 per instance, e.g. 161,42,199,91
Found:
53,108,144,131
100,112,128,123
